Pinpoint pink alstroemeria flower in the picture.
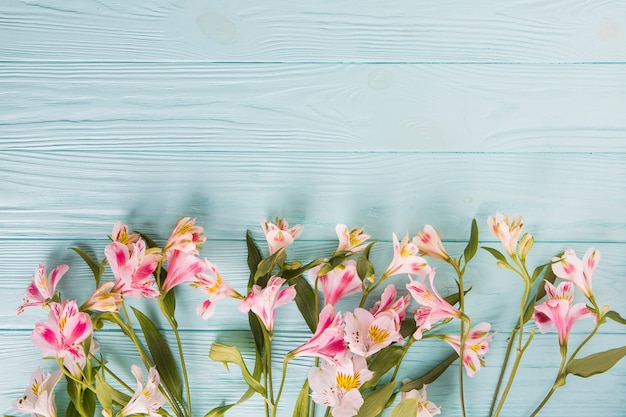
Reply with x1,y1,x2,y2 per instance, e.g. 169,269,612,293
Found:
119,365,166,417
163,217,206,255
487,213,524,257
31,300,94,376
17,263,69,315
239,276,296,333
81,282,123,312
260,218,303,255
400,382,442,417
310,260,362,306
369,284,410,330
190,261,241,319
443,322,493,378
407,271,462,339
551,248,600,300
308,351,373,417
111,221,140,246
383,233,432,278
533,281,596,346
105,240,160,298
415,225,450,261
291,304,347,362
160,250,206,293
335,224,370,253
13,367,63,417
344,307,402,357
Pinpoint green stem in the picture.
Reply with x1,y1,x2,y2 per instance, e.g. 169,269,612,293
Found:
163,311,192,417
529,347,568,417
359,273,388,307
117,304,184,417
89,354,133,393
450,260,468,417
492,329,535,417
488,327,517,417
263,331,275,407
273,355,291,416
390,337,416,382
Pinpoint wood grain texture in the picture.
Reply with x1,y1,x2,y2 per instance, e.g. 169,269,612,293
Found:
1,0,625,63
1,63,626,152
1,151,625,242
4,240,626,333
1,330,625,416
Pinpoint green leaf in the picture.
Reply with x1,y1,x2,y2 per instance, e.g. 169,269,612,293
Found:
95,371,131,409
356,242,377,282
292,380,311,417
65,377,96,417
443,287,472,307
390,398,418,417
604,310,626,325
292,275,319,332
246,230,263,289
205,350,264,417
400,318,417,339
281,257,325,281
209,344,267,398
70,247,102,285
159,290,177,325
482,246,508,264
362,345,404,390
131,307,184,404
204,404,236,417
254,248,286,283
137,231,160,249
530,263,549,284
463,219,479,264
356,382,395,417
248,312,266,354
567,346,626,378
535,262,558,302
400,352,458,392
65,401,81,417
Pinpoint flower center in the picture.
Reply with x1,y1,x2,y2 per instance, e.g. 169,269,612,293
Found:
336,372,360,391
369,325,390,344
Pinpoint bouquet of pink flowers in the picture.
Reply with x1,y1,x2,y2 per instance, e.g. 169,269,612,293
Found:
11,214,626,417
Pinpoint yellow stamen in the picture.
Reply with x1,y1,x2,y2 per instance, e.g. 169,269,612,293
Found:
369,326,390,344
336,372,361,391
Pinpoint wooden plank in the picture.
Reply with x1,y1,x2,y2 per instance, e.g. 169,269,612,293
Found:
1,63,626,152
1,0,626,63
1,151,625,241
1,330,625,416
3,240,626,333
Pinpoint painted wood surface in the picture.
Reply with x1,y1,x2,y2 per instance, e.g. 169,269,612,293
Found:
1,0,626,416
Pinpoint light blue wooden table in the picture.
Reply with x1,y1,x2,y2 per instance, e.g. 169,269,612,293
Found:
1,1,625,416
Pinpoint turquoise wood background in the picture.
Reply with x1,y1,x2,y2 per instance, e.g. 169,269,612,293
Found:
2,1,625,416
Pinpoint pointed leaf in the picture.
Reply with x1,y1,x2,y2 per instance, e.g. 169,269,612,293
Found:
254,249,286,283
95,372,131,408
482,246,508,264
246,230,263,289
131,307,184,404
137,231,160,249
356,381,395,417
400,318,417,339
400,352,458,392
530,263,549,284
535,262,558,302
70,247,102,285
159,290,177,325
249,312,265,355
206,350,264,417
292,380,311,417
604,310,626,325
281,257,325,281
209,344,267,397
357,243,377,282
463,219,479,264
390,398,418,417
293,275,319,332
444,287,472,307
362,345,404,390
567,346,626,378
